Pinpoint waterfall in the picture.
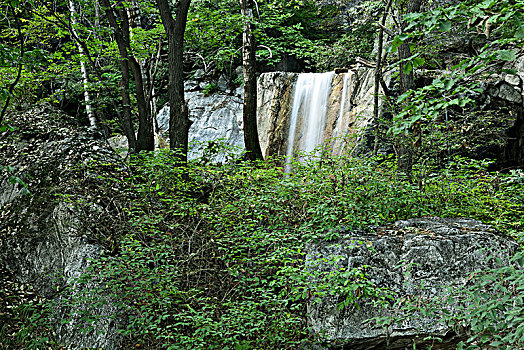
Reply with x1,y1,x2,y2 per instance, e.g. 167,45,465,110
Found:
285,72,335,170
257,69,380,162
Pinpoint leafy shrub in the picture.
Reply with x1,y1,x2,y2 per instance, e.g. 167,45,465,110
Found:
451,250,524,349
11,147,524,349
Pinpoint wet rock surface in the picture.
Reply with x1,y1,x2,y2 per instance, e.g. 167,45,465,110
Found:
257,69,386,159
307,217,519,349
257,72,298,157
0,103,126,349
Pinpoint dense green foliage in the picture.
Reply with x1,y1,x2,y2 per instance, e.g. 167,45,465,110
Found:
8,147,523,349
0,0,354,125
384,0,524,166
2,0,524,349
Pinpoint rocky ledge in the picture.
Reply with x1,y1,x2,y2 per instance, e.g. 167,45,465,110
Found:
307,217,519,349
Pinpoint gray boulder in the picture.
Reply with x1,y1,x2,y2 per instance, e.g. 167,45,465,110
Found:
307,217,519,349
193,69,205,80
157,90,245,162
0,104,125,349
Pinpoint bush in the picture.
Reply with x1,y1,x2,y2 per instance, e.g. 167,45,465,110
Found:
11,148,524,349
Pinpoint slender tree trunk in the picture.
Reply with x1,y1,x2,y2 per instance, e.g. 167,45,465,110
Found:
373,0,394,154
128,0,157,150
94,0,101,27
240,0,263,161
149,39,163,130
397,0,424,176
130,56,154,151
57,2,121,134
68,0,96,128
100,0,137,152
157,0,191,163
118,4,154,151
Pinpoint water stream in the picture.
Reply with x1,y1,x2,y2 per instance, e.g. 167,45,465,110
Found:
285,72,335,171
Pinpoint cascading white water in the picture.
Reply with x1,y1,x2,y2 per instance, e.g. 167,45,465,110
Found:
285,72,335,170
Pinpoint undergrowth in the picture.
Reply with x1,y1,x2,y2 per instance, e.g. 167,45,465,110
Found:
8,149,524,349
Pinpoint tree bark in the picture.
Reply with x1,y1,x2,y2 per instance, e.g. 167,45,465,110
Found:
240,0,263,161
118,4,154,152
397,0,424,176
157,0,191,163
373,0,394,154
68,0,96,128
100,0,138,152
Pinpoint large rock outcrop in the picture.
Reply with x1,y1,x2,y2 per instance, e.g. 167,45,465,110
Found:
307,217,519,349
153,68,382,161
151,63,523,167
157,86,245,162
0,104,125,349
256,71,298,157
257,68,382,159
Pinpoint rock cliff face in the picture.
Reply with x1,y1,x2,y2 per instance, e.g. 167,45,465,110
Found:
157,86,245,162
0,104,124,349
154,68,381,162
307,217,519,349
257,68,387,160
256,72,298,157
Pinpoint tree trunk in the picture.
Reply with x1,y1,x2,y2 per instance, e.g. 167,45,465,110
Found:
373,0,394,154
130,57,154,152
397,0,424,176
101,0,155,152
157,0,191,163
240,0,263,161
119,4,154,152
100,0,138,152
68,0,96,128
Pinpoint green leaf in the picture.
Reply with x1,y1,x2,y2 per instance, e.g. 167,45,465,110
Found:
390,36,405,53
8,176,21,185
402,62,413,75
397,90,412,103
458,98,470,107
444,79,455,90
439,21,452,32
497,50,517,62
412,57,425,69
515,26,524,39
515,254,524,268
